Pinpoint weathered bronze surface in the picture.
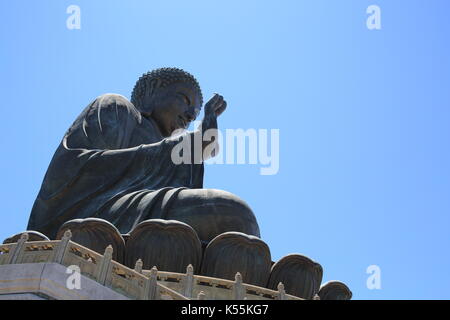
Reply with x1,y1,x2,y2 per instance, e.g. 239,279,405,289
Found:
3,231,49,244
267,254,323,299
200,232,272,287
125,219,202,273
318,281,353,300
27,68,260,243
56,218,126,263
16,67,352,300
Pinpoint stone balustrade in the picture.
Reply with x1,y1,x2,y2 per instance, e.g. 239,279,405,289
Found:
0,231,303,300
143,267,303,300
0,232,185,300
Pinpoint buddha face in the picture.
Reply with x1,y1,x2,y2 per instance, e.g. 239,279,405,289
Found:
143,82,202,137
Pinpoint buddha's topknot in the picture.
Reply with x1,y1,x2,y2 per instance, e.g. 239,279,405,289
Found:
131,67,203,110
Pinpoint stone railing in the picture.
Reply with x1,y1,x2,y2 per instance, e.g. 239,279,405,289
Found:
0,231,304,300
143,266,303,300
0,231,186,300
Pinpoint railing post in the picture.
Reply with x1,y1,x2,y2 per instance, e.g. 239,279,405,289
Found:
132,258,144,299
277,282,287,300
53,230,72,264
95,245,113,285
183,264,194,298
134,259,143,273
232,272,245,300
197,291,206,300
7,233,28,264
144,266,160,300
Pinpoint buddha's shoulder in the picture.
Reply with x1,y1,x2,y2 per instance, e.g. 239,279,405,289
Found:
94,93,134,107
87,93,141,119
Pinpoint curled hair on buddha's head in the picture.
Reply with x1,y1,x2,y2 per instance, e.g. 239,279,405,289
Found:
131,67,203,111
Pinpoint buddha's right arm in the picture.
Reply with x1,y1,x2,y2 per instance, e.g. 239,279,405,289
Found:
74,132,193,163
62,93,208,164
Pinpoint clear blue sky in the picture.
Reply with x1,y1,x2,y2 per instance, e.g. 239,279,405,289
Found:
1,0,449,300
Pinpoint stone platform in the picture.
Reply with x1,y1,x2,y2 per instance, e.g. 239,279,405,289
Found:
1,219,352,300
0,263,128,300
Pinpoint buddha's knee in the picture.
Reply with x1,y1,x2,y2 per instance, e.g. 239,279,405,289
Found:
167,188,260,242
202,189,260,236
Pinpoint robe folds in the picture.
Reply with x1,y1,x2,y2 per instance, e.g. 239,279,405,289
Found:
27,94,204,239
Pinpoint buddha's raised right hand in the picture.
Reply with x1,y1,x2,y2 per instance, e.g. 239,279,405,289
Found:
204,93,227,119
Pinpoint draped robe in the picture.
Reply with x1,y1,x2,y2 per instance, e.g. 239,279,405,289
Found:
27,94,204,239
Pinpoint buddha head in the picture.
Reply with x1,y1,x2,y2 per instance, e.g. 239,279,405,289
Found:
131,68,203,137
